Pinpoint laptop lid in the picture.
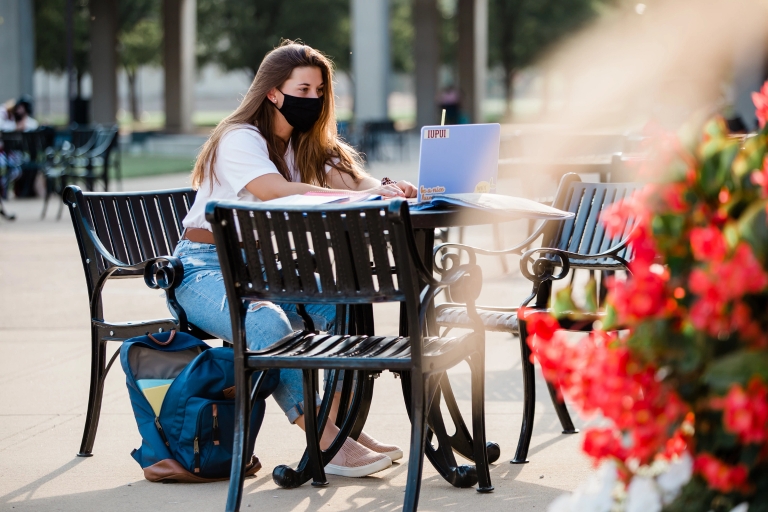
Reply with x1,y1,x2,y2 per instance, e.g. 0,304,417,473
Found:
417,123,501,201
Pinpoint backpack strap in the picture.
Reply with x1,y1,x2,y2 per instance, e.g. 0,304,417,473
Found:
147,330,176,346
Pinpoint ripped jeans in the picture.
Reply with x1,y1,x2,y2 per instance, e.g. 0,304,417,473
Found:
171,239,337,423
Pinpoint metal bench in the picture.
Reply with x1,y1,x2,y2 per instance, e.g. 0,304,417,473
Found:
434,173,641,463
64,185,210,457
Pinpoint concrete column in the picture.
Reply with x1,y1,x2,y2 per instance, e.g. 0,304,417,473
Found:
352,0,390,123
89,0,118,125
457,0,487,123
0,0,35,101
414,0,440,128
163,0,196,134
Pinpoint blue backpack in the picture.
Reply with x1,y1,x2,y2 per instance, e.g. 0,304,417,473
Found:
120,330,279,482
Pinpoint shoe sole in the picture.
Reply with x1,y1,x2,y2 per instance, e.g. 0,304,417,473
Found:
381,449,403,462
325,456,392,478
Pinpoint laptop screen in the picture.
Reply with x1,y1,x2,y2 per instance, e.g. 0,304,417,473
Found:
417,123,501,201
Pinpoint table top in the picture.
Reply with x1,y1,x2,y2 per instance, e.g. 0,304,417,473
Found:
408,204,572,230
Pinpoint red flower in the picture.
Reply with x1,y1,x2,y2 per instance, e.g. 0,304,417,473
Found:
716,378,768,444
583,428,627,464
607,265,669,322
523,311,560,341
693,454,750,493
753,81,768,129
689,226,727,262
751,156,768,197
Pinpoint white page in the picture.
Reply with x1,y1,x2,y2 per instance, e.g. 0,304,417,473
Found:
261,194,348,206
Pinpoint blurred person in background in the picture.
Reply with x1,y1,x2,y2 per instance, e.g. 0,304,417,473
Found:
12,96,38,132
0,100,17,131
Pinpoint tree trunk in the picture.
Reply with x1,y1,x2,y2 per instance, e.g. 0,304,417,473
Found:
504,66,515,119
127,68,140,121
76,69,84,97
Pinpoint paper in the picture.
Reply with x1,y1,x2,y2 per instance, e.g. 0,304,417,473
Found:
262,191,382,206
411,193,574,220
261,194,348,206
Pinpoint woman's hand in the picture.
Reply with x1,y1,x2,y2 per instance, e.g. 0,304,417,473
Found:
367,183,405,198
395,180,417,198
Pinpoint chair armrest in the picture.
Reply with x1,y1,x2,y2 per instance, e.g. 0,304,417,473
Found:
420,263,484,332
144,256,190,332
432,226,545,276
518,244,631,286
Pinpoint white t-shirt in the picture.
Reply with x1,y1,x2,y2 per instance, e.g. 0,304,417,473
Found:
183,125,302,231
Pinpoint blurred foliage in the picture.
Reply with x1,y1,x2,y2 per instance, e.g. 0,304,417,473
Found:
390,0,413,73
196,0,351,77
489,0,607,102
34,0,90,91
34,0,159,100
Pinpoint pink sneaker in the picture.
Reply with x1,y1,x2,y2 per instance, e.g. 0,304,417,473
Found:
325,438,392,478
356,431,403,461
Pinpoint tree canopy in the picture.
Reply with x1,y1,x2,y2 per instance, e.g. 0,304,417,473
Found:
197,0,351,77
489,0,607,99
34,0,90,76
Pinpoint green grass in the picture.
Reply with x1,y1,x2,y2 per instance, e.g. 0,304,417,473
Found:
119,153,195,179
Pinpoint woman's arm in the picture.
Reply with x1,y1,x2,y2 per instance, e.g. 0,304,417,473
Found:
245,173,406,201
327,169,417,198
245,174,333,201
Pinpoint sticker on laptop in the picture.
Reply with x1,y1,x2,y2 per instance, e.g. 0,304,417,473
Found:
424,128,449,139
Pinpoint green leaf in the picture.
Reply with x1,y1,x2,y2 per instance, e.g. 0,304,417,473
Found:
703,350,768,394
738,199,768,267
602,303,618,330
553,287,579,318
584,277,598,313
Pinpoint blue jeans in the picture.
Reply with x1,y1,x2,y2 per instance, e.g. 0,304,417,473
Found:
171,240,337,423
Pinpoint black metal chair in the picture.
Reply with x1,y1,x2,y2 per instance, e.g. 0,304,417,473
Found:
46,126,122,219
63,185,211,457
360,120,407,161
64,125,121,191
207,199,493,512
433,173,641,463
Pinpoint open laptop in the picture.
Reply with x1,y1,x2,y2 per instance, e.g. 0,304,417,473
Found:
417,123,501,201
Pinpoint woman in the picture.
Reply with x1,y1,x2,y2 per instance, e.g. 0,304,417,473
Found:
172,41,416,478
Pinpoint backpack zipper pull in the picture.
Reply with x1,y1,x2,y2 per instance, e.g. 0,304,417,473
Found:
194,437,200,473
154,418,170,447
212,404,220,446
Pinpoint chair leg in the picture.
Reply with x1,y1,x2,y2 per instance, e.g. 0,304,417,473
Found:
41,181,51,219
302,369,328,487
77,333,107,456
226,369,252,512
546,380,578,434
403,372,430,512
512,320,535,464
492,223,508,274
469,352,494,492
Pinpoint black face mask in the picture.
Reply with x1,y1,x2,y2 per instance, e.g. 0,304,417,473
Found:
273,91,323,132
13,111,24,122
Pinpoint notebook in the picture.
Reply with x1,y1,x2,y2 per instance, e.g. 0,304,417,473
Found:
262,190,382,206
417,123,501,201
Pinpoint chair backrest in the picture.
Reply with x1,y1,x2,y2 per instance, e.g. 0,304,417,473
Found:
71,126,96,149
543,173,642,268
207,200,418,305
91,126,118,156
1,131,24,152
63,185,196,296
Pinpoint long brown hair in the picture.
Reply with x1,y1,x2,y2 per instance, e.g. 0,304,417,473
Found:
192,40,364,190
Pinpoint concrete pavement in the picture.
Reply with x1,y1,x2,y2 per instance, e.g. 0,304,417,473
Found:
0,166,594,511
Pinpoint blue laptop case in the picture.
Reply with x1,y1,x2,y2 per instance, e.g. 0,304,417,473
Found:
417,123,501,201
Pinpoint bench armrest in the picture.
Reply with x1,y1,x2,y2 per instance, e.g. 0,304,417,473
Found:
432,225,547,275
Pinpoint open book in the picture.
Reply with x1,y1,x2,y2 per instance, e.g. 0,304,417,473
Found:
410,193,573,220
262,190,382,206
